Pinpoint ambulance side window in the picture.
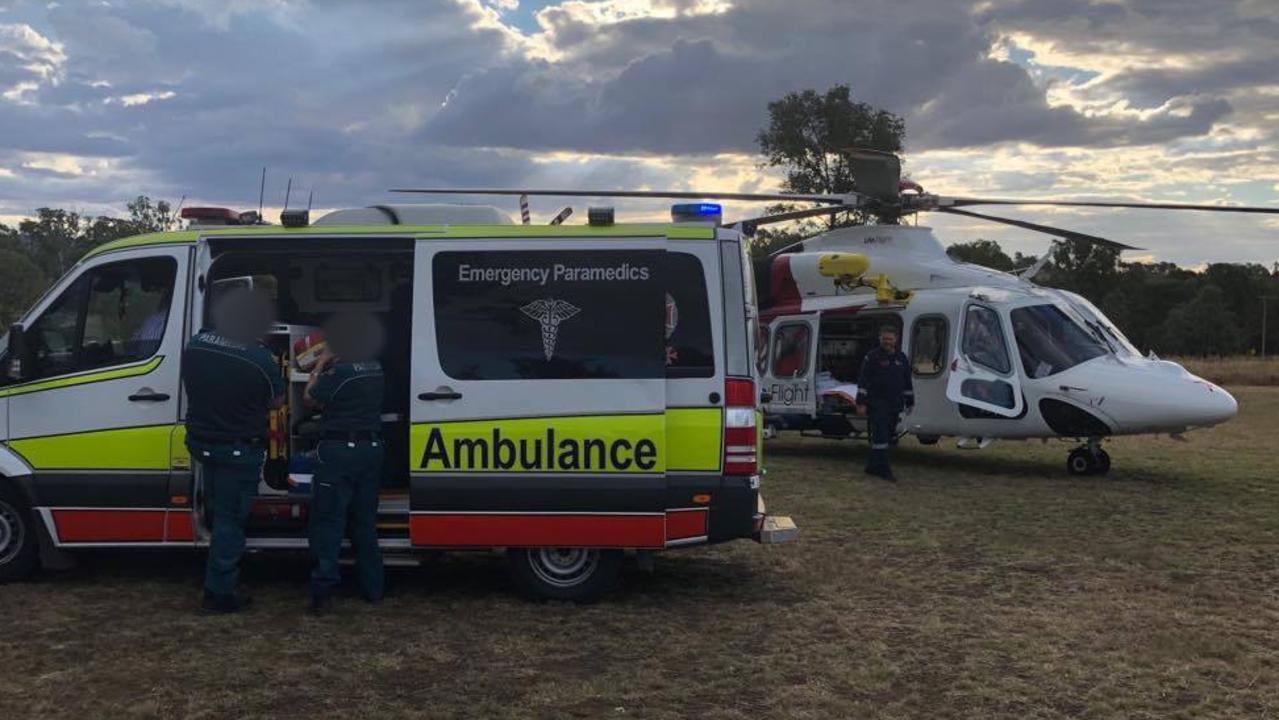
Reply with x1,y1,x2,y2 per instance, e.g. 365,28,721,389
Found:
24,257,177,381
433,249,666,380
665,253,714,379
771,323,811,378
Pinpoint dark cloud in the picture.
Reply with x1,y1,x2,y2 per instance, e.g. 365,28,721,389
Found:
0,0,1270,234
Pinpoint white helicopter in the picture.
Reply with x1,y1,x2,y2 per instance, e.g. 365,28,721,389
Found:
396,153,1277,475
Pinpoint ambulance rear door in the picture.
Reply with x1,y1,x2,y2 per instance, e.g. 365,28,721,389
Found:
409,233,670,549
662,234,726,546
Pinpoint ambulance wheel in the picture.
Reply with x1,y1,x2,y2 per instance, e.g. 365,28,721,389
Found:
0,486,39,583
1066,448,1096,476
507,548,623,603
916,434,940,446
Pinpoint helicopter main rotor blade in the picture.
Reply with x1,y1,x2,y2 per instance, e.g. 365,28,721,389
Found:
390,187,852,205
727,204,850,231
936,207,1144,251
937,197,1279,214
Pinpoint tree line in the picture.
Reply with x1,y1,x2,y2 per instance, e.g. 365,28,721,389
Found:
0,197,177,329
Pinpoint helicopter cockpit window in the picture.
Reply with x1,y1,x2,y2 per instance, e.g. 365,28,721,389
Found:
1011,304,1107,378
771,323,811,378
961,305,1011,375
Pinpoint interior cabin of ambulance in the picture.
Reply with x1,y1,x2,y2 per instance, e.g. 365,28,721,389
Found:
203,242,418,538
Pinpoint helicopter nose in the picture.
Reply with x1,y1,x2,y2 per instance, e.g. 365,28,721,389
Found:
1108,372,1238,433
1186,381,1237,427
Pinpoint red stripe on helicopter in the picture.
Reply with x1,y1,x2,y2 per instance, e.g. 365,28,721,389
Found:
409,513,665,548
51,509,167,543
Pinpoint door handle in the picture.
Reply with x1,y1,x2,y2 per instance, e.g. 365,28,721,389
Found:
128,391,171,402
419,390,463,401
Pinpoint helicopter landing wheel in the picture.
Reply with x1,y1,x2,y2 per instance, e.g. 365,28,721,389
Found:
1067,448,1094,476
1094,449,1111,475
1067,444,1110,476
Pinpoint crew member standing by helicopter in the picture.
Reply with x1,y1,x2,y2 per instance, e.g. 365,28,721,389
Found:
856,326,913,481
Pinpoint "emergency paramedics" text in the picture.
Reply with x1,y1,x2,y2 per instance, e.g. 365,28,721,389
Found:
456,262,650,286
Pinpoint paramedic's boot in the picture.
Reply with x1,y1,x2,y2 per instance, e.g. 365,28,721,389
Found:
308,593,333,616
202,589,253,614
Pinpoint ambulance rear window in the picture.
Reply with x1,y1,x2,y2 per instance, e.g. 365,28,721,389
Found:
664,253,714,379
433,249,666,380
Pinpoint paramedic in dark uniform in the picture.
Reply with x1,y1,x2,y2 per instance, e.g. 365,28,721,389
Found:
183,288,284,614
856,325,914,481
304,312,386,615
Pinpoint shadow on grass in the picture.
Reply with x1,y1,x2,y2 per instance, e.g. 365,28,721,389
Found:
28,543,800,607
765,437,1194,486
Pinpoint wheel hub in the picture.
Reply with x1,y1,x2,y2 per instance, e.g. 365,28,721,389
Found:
530,548,598,588
0,500,23,566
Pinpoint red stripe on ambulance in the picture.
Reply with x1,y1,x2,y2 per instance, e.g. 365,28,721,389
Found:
664,508,707,541
52,509,167,543
410,513,665,548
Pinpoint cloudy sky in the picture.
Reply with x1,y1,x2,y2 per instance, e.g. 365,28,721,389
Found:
1,0,1276,266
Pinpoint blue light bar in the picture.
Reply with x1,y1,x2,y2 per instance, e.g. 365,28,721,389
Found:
671,203,723,222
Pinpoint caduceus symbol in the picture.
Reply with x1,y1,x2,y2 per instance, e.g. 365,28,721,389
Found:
520,299,581,360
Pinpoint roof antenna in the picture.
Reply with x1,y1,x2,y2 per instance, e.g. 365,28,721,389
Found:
307,187,314,212
257,167,267,221
283,177,293,211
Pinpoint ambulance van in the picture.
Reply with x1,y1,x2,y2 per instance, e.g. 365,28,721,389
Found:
0,204,795,600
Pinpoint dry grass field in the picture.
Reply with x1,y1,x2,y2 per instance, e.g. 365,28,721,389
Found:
2,388,1278,719
1175,356,1279,387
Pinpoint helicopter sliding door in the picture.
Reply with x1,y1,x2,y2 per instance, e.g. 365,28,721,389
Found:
946,303,1024,417
762,314,819,417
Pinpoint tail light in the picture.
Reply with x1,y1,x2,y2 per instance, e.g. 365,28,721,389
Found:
724,378,758,476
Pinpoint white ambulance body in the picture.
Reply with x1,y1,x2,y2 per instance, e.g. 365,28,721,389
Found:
0,205,794,600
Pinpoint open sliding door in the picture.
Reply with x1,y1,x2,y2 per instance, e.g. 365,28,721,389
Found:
408,235,669,548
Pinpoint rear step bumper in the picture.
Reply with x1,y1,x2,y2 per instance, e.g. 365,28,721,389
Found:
753,494,798,544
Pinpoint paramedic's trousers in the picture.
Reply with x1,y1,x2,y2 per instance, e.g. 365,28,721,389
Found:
189,439,265,597
866,406,900,477
310,439,385,601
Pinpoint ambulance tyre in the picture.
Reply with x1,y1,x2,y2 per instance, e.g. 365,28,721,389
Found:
507,548,623,602
0,484,39,583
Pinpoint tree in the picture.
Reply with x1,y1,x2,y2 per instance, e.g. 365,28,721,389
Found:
1155,285,1244,357
127,195,177,234
0,248,47,328
946,239,1013,271
18,208,89,280
754,84,906,256
1040,239,1122,302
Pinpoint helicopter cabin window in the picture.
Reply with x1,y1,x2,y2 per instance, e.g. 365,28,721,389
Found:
1011,304,1108,378
771,323,811,378
961,305,1011,375
910,317,947,376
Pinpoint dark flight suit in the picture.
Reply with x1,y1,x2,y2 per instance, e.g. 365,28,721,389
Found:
183,330,285,599
857,346,914,479
308,360,386,603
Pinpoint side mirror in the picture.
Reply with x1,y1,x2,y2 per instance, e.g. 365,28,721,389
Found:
6,323,28,382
